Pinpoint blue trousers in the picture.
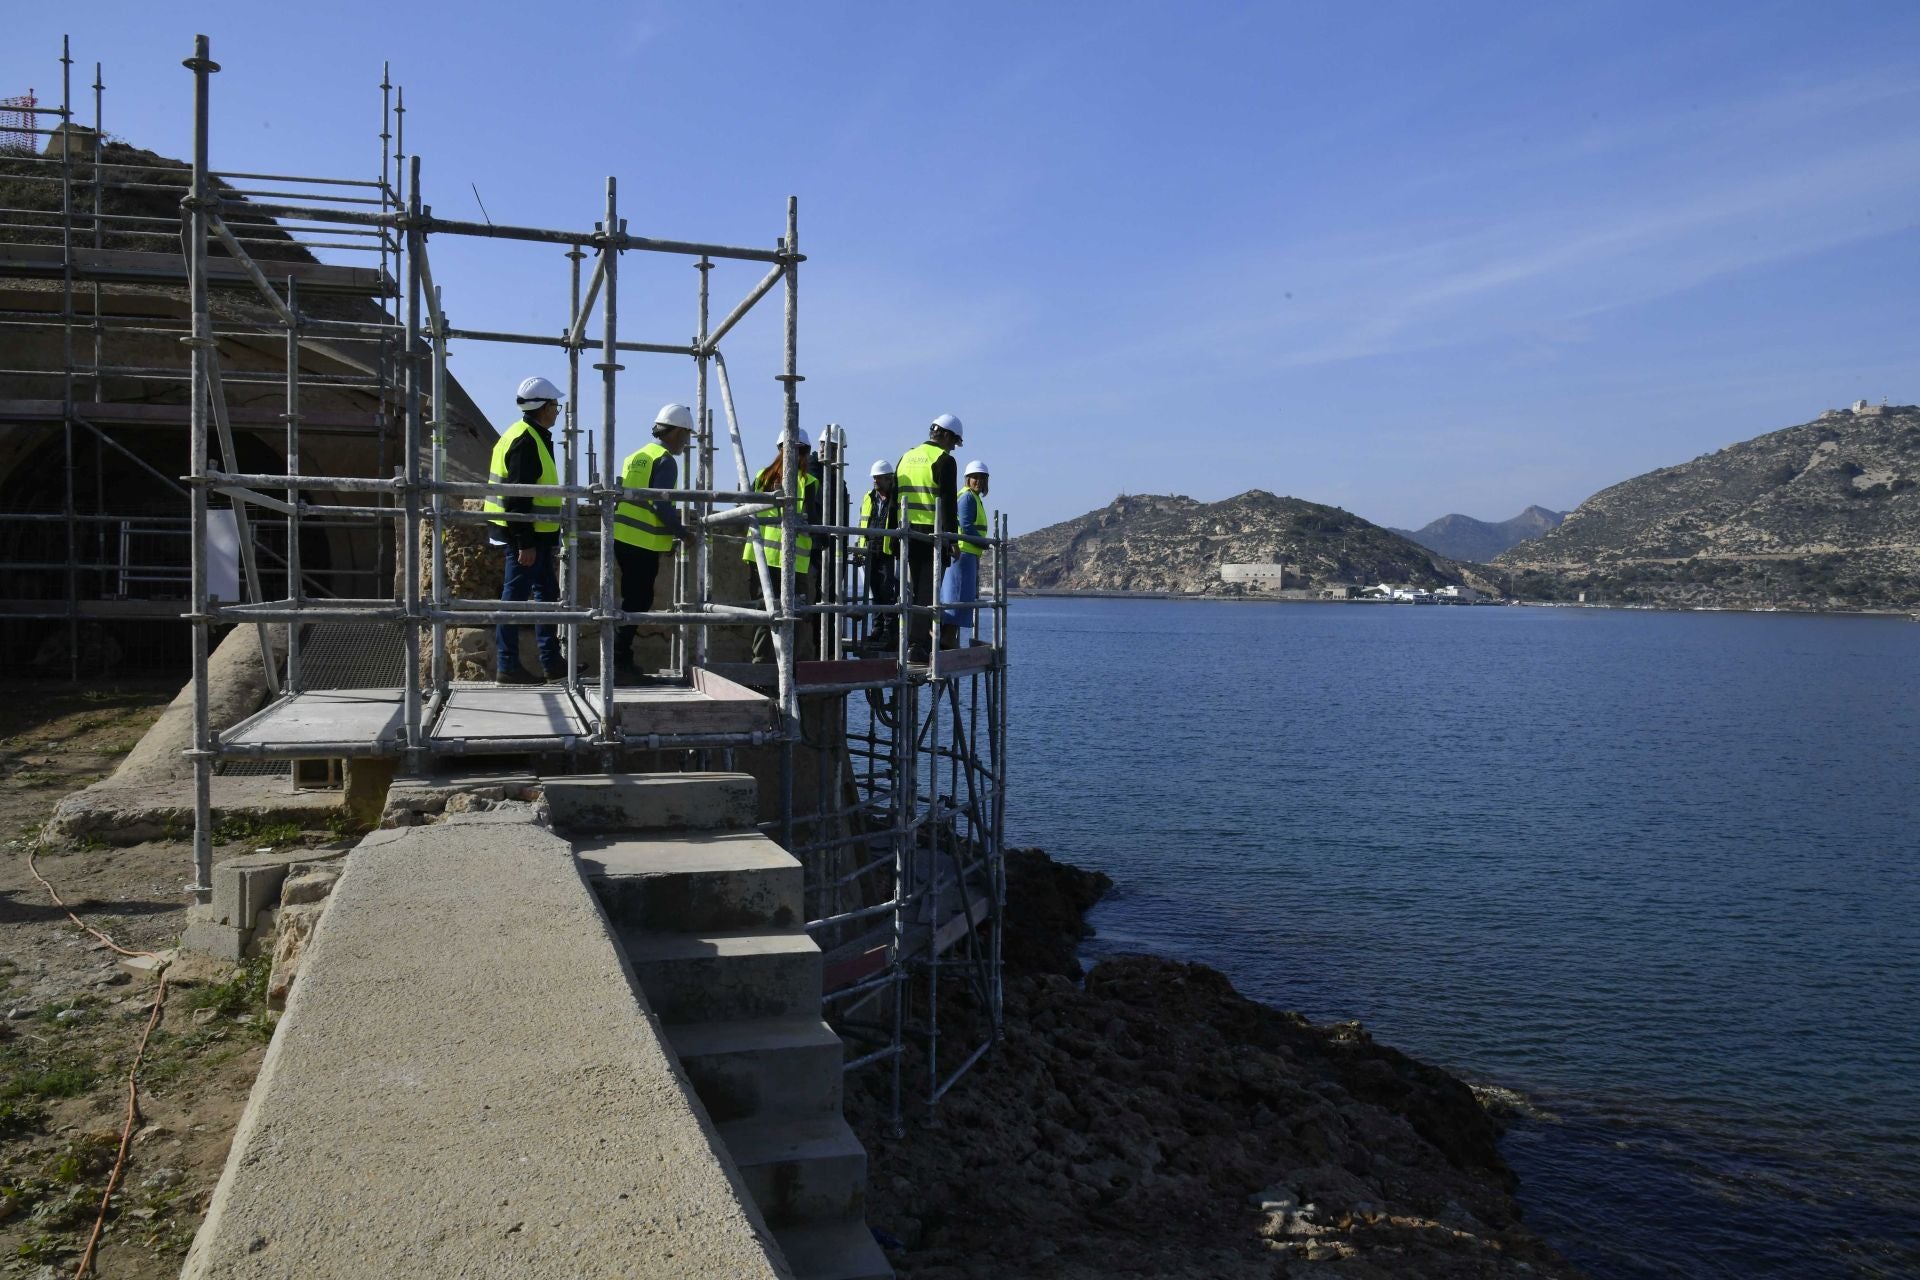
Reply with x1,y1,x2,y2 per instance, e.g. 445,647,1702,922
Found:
496,543,562,674
940,552,980,627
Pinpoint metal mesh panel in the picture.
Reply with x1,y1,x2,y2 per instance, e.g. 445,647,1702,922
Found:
295,622,406,689
214,759,289,777
0,94,36,156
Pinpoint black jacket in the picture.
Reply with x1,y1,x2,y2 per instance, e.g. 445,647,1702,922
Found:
500,423,561,551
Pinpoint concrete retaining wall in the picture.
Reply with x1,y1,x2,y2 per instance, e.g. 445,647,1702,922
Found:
182,812,787,1279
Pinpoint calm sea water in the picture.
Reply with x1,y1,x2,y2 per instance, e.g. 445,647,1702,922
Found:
1004,598,1920,1280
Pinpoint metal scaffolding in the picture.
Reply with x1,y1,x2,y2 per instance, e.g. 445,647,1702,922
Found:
0,35,408,678
160,35,1009,1126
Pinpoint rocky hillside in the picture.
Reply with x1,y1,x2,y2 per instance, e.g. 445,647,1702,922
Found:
1498,404,1920,610
1010,491,1479,594
1391,506,1565,562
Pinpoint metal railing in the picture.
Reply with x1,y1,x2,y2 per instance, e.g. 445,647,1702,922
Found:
171,31,1011,1134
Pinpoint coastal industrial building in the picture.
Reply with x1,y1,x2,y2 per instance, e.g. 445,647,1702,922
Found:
1220,560,1293,589
8,35,1008,1279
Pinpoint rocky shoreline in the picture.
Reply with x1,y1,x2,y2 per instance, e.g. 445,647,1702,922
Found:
845,850,1580,1279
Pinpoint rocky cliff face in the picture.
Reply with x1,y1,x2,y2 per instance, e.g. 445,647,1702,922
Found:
1010,491,1476,594
1391,506,1566,563
1498,405,1920,610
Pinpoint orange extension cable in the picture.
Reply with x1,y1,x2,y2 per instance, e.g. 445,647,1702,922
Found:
25,845,174,1280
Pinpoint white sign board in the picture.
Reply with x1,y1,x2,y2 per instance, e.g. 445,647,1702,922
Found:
207,509,241,603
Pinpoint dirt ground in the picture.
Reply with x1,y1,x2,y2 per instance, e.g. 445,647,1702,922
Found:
0,680,329,1279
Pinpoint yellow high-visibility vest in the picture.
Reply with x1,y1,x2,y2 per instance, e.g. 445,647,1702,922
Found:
482,420,561,534
896,441,945,528
958,489,990,557
613,442,674,551
858,489,894,555
742,469,817,574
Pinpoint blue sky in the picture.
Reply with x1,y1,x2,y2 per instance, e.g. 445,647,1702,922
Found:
13,2,1919,534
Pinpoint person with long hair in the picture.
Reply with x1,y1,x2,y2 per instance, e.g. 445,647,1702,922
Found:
941,459,991,644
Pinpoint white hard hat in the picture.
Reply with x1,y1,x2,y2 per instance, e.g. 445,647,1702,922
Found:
654,402,694,431
964,459,989,477
516,375,563,404
774,427,812,451
930,412,964,443
870,458,895,478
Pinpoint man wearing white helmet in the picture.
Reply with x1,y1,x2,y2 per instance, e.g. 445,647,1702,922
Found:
896,414,962,662
743,428,819,663
941,459,991,644
857,459,899,647
610,403,695,679
483,376,567,684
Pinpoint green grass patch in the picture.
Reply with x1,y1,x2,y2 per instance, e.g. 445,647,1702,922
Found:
45,1134,115,1187
0,1097,47,1139
139,1028,234,1087
0,1016,106,1139
187,954,271,1019
12,1230,76,1263
0,1048,99,1107
323,808,372,841
211,814,304,846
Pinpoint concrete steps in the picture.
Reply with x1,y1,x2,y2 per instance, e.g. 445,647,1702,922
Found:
621,928,823,1024
574,772,890,1280
772,1220,893,1280
578,831,803,932
667,1016,845,1123
548,771,757,835
719,1114,870,1222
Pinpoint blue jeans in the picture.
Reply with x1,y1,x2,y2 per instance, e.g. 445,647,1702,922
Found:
496,543,562,674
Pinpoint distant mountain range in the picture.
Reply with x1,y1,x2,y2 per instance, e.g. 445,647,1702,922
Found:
1497,404,1920,611
1003,405,1920,611
1008,491,1495,595
1389,506,1565,562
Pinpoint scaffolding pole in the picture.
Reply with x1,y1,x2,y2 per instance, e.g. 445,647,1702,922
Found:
155,32,1012,1125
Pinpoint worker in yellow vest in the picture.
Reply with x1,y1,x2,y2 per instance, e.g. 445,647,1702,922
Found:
483,376,566,684
941,459,991,644
610,403,695,680
857,459,898,647
895,413,961,663
742,428,818,663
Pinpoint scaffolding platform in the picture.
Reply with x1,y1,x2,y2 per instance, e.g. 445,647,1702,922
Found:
614,667,772,736
436,684,585,742
216,668,777,756
0,398,386,434
222,688,405,755
708,649,1001,693
822,869,996,995
0,242,394,295
79,28,1015,1131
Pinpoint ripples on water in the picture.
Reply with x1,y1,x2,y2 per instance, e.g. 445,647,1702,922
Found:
1005,600,1920,1279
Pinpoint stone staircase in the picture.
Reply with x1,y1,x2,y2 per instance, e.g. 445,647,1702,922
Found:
550,774,892,1280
